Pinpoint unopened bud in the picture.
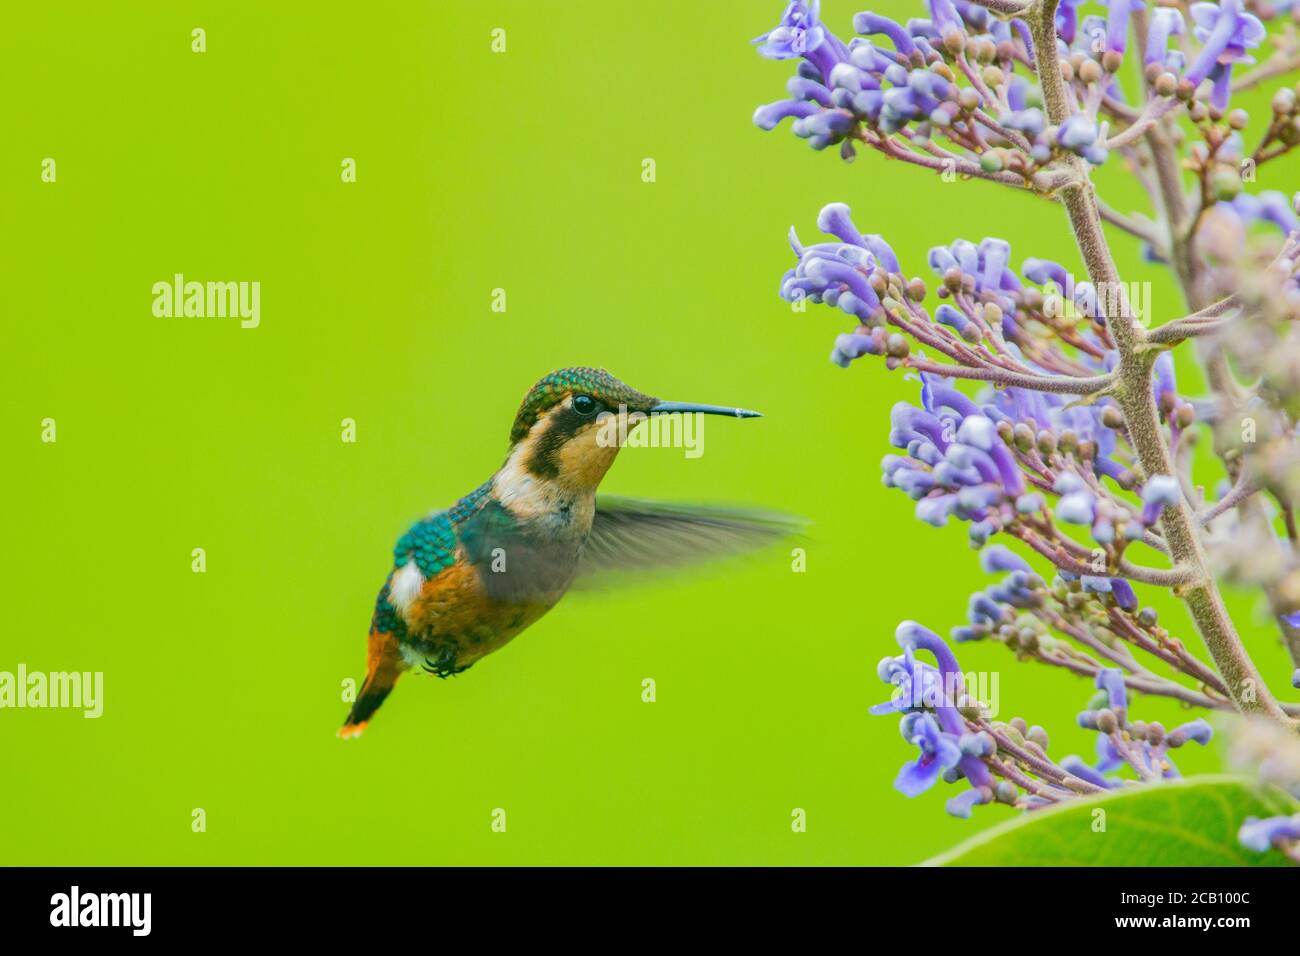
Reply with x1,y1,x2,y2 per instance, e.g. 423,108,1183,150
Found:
1013,422,1035,452
1096,708,1119,734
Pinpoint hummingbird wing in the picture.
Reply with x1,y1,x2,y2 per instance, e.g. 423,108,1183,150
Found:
573,497,805,587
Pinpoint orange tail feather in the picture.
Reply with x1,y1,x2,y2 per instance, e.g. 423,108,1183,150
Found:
338,630,404,739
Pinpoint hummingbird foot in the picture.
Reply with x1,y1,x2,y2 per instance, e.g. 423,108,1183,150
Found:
421,645,470,679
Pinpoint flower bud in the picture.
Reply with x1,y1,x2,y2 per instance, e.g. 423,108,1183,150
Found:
1096,708,1119,734
1013,422,1035,452
1212,168,1243,201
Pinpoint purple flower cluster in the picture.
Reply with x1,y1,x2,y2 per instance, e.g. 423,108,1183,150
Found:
883,375,1031,546
1076,669,1214,784
780,201,1127,370
750,2,1300,856
753,0,1276,191
872,621,997,817
882,368,1183,554
753,1,1080,169
873,621,1212,817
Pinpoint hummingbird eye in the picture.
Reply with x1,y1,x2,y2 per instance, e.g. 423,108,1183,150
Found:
572,394,598,417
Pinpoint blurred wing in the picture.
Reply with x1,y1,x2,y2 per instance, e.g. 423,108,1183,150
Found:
575,497,806,587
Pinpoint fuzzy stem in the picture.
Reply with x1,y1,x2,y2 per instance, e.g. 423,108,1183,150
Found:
1027,0,1293,724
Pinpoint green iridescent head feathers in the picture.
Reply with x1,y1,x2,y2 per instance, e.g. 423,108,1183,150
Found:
509,367,656,445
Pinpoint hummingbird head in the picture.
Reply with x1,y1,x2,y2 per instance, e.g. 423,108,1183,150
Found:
504,367,760,492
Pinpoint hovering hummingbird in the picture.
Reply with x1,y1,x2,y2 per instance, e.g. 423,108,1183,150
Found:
339,366,800,738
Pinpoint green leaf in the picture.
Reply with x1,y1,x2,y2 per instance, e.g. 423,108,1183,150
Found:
924,775,1298,867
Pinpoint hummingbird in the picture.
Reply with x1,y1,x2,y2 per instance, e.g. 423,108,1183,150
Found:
339,366,800,738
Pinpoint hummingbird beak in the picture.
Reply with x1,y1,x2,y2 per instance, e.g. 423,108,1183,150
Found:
649,401,762,419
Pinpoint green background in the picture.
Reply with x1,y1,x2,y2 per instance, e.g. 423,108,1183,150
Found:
3,0,1296,865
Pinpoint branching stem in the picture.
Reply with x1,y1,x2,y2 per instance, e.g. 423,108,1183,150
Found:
1027,0,1294,725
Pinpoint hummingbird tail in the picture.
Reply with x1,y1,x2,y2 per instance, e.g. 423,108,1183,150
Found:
338,630,404,739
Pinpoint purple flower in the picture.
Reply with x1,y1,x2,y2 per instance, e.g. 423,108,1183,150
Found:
1057,116,1108,166
1229,191,1300,234
979,544,1031,574
1095,667,1128,713
1140,474,1181,525
1111,578,1138,611
853,11,917,59
1166,718,1213,746
1185,0,1266,102
876,622,997,815
1239,814,1300,853
1153,351,1178,408
928,0,964,41
1061,754,1115,789
753,98,821,130
895,712,963,796
1145,8,1185,68
754,1,828,62
1057,491,1096,525
1102,0,1143,55
882,377,1029,543
781,204,892,330
945,786,993,818
1054,0,1084,43
871,648,943,716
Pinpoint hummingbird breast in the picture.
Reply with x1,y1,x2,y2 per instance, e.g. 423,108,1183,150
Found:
391,480,597,673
